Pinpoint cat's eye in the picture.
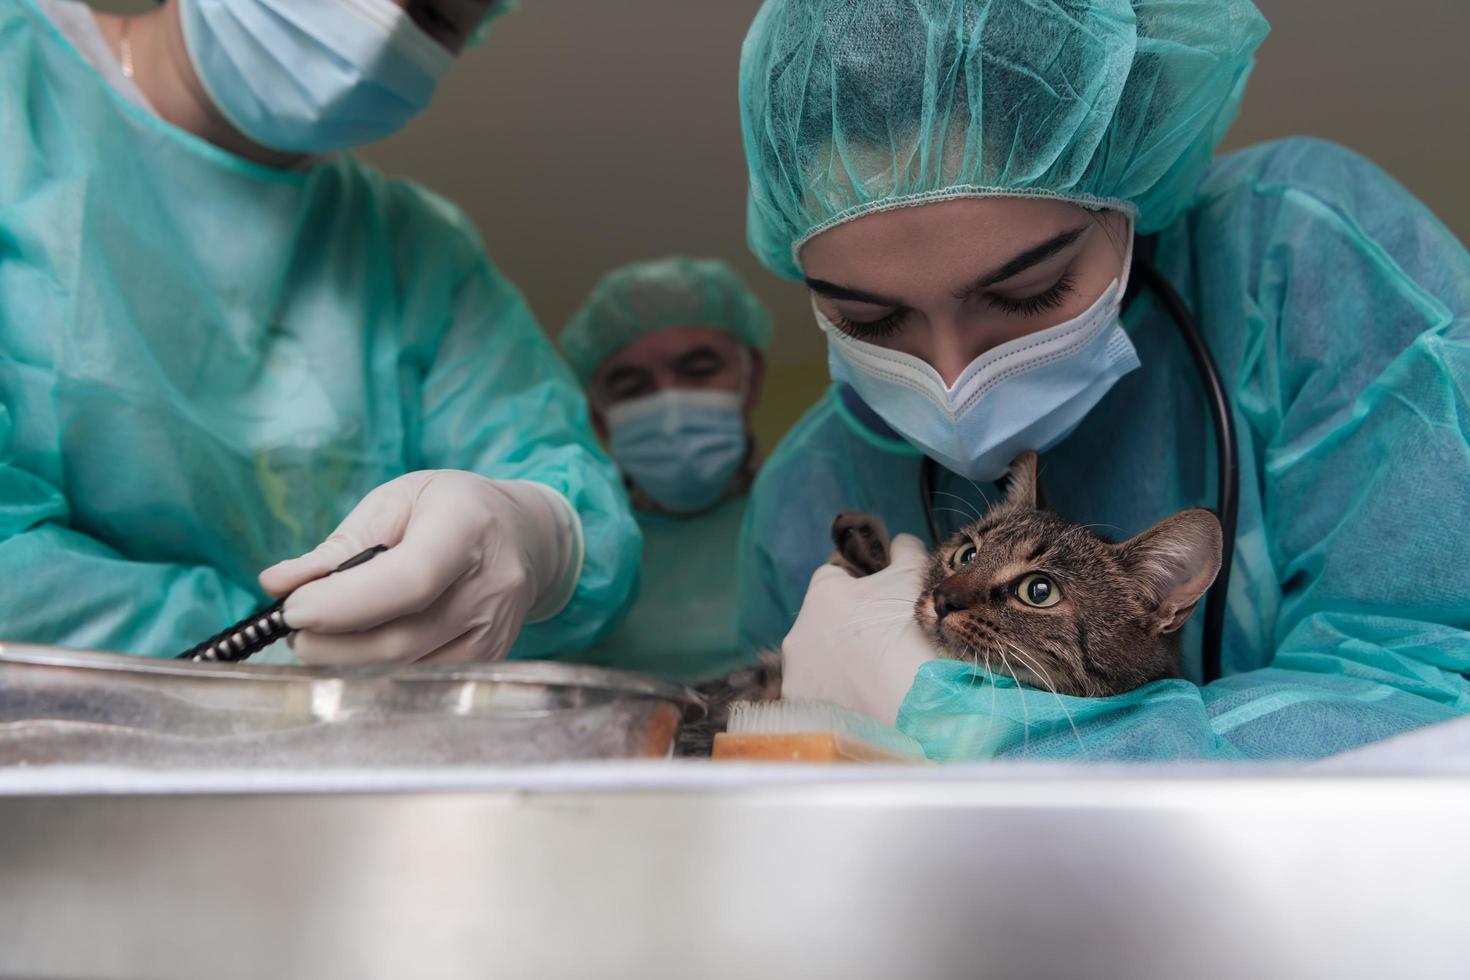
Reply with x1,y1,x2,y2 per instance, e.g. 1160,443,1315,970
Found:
952,544,977,569
1015,573,1061,608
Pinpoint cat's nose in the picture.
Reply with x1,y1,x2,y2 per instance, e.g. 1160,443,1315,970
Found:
932,584,969,620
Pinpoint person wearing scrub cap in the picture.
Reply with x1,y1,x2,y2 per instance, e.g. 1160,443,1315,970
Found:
736,0,1470,760
560,258,772,683
0,0,639,666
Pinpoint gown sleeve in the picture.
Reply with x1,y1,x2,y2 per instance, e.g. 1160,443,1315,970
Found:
0,404,263,656
735,472,806,655
415,251,641,659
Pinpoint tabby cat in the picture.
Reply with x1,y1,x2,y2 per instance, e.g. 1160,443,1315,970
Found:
831,451,1222,698
679,451,1221,753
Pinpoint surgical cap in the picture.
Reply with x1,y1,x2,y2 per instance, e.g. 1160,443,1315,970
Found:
560,258,774,384
739,0,1270,278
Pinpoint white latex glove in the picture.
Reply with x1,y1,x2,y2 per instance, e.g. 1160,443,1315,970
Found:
780,533,939,726
259,471,582,665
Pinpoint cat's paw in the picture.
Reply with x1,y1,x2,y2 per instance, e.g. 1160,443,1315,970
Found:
755,647,783,700
830,510,892,577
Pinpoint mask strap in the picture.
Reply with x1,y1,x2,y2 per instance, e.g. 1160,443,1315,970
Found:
1111,215,1137,299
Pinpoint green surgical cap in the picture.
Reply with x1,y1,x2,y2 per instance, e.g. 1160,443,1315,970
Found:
739,0,1270,278
560,257,773,384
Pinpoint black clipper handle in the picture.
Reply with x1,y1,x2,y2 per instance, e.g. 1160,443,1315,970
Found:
176,545,388,663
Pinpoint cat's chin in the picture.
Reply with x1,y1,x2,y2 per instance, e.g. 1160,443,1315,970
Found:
922,615,993,664
919,605,1078,696
927,633,1074,695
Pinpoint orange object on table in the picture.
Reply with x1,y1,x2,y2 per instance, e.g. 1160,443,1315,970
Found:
712,731,927,763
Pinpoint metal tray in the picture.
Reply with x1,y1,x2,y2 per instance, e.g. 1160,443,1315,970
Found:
2,768,1469,980
0,643,703,766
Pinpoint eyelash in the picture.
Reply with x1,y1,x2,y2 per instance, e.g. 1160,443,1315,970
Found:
830,270,1080,340
988,273,1077,316
831,309,910,341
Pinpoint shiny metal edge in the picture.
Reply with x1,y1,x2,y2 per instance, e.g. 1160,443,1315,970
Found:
3,760,1470,798
0,642,703,709
2,775,1470,980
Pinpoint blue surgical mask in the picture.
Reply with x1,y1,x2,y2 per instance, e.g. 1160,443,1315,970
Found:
179,0,454,154
607,390,748,514
818,263,1140,483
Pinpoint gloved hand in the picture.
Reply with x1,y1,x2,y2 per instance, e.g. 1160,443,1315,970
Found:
780,533,938,725
259,471,582,665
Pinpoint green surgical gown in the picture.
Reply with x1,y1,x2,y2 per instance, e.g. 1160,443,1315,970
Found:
574,495,750,685
737,138,1470,761
0,0,639,660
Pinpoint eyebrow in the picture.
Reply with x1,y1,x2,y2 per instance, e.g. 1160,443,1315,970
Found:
801,277,902,306
672,346,726,371
802,223,1092,308
953,225,1090,299
601,365,654,390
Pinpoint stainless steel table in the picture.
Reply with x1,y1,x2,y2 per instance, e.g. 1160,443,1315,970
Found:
0,763,1465,980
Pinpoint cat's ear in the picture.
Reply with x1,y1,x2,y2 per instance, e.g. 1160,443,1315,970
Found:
1002,451,1040,509
1117,509,1222,635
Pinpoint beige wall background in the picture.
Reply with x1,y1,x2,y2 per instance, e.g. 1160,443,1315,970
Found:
94,0,1470,447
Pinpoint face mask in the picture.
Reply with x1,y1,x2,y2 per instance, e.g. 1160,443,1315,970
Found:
818,264,1140,483
179,0,454,154
607,390,748,514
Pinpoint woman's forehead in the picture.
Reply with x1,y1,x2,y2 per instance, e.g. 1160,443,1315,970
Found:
800,197,1095,290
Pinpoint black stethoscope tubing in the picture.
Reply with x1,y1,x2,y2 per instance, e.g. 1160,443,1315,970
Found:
919,236,1239,685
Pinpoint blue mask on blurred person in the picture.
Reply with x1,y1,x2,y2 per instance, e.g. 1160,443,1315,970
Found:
607,390,748,514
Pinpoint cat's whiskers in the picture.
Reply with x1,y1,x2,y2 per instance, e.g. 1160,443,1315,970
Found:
960,649,983,737
1003,639,1084,755
983,647,1007,755
1077,522,1124,536
850,618,917,632
967,648,1005,759
993,644,1031,756
927,490,982,521
961,476,996,508
930,506,981,526
848,612,915,631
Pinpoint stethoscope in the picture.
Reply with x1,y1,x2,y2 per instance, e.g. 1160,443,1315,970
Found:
918,234,1239,685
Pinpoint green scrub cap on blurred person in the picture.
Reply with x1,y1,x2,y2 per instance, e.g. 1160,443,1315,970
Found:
560,258,774,384
739,0,1270,278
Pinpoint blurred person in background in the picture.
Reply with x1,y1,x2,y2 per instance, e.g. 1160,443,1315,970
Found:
561,257,772,684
